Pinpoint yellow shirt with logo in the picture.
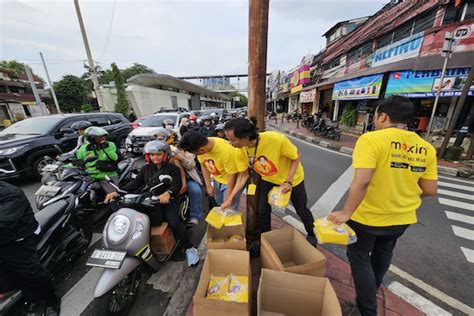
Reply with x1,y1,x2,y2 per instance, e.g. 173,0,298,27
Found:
234,131,305,186
197,137,242,185
351,128,437,227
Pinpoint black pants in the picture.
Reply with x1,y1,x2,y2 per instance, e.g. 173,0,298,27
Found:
146,198,193,250
0,234,58,305
258,179,315,236
346,220,409,316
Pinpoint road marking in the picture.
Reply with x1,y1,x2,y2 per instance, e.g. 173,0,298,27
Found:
460,247,474,263
445,211,474,225
60,267,102,316
309,166,353,219
439,198,474,211
451,226,474,240
438,181,474,192
438,189,474,201
438,175,474,185
389,265,474,316
388,281,452,316
285,133,352,158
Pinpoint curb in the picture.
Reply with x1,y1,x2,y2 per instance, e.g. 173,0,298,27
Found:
267,122,461,177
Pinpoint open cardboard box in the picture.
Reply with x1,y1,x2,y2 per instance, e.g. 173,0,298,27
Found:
261,227,326,277
206,224,246,251
193,249,250,316
258,269,341,316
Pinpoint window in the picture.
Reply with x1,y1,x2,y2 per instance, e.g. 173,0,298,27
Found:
393,22,413,42
413,10,436,33
465,1,474,20
443,4,463,24
89,116,109,127
377,32,393,49
171,96,178,109
108,115,123,125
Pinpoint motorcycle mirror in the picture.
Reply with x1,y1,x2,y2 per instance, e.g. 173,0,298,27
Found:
158,175,172,185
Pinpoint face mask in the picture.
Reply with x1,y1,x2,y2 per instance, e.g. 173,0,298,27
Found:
166,125,174,129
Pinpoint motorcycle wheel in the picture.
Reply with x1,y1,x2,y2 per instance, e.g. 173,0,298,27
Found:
335,133,341,141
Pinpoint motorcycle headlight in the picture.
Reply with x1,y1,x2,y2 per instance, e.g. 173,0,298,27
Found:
107,215,131,244
131,222,144,240
0,145,26,156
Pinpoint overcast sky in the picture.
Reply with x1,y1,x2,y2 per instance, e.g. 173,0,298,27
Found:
1,0,387,85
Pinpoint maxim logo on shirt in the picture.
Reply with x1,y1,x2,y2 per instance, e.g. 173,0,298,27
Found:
391,141,427,155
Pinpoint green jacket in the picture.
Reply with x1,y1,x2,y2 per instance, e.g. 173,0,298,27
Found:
76,142,119,180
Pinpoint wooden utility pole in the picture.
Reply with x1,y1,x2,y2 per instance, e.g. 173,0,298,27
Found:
246,0,269,258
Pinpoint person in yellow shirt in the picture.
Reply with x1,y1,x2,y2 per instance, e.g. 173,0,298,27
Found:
178,131,244,210
223,117,316,244
328,96,438,316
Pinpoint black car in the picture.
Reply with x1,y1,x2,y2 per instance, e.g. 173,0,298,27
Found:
0,113,132,180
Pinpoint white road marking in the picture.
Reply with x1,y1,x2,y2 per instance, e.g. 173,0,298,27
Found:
285,133,352,158
309,166,353,219
388,281,452,316
438,175,474,185
460,247,474,263
438,189,474,201
451,226,474,240
60,267,103,316
438,181,474,192
389,265,474,316
445,211,474,225
439,198,474,211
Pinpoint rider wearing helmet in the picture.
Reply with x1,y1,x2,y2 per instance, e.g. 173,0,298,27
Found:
104,140,199,267
215,123,226,139
154,128,174,145
188,114,199,131
161,119,178,144
66,120,92,155
76,126,119,180
198,116,216,137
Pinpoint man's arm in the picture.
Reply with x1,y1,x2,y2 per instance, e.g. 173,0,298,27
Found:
200,162,214,197
220,170,249,210
418,179,437,196
281,152,301,193
328,168,374,225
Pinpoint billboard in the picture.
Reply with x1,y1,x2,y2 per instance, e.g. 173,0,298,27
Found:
332,74,384,100
372,32,424,68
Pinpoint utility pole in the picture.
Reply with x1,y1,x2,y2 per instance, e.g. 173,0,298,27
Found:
74,0,104,112
39,52,61,114
24,64,42,106
246,0,269,259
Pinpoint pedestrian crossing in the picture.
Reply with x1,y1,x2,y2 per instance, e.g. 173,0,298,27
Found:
438,176,474,264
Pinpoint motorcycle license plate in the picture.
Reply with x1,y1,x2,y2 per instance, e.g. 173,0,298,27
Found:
34,185,61,197
86,249,127,269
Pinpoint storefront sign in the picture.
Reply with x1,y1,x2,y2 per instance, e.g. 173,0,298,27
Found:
290,64,310,94
385,68,474,98
332,74,384,100
300,89,316,103
372,32,424,68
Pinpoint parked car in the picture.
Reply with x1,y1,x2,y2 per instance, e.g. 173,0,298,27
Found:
130,116,149,129
0,113,132,180
125,112,190,154
201,108,229,120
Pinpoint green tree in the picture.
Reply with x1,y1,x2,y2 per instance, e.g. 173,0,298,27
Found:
111,63,129,116
121,63,154,81
54,75,89,113
81,64,103,92
0,60,45,84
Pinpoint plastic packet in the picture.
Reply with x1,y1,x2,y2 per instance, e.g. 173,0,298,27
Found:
212,237,228,243
227,235,244,243
313,217,357,245
268,186,291,208
224,209,243,226
205,207,225,229
207,275,230,300
226,274,248,302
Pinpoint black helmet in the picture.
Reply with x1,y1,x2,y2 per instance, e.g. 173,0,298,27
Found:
71,120,92,131
84,126,108,143
144,140,171,164
162,119,175,128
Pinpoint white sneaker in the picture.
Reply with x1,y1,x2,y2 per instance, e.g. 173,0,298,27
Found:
186,247,199,267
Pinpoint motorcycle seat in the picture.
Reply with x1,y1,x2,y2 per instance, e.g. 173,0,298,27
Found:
35,199,68,233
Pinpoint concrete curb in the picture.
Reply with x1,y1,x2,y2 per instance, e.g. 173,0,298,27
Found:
267,122,461,177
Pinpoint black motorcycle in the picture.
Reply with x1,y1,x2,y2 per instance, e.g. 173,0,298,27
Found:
322,123,342,141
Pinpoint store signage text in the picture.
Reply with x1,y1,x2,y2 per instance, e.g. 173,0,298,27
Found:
372,32,424,68
332,74,383,100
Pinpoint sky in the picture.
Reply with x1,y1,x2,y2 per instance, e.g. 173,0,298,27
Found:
0,0,388,86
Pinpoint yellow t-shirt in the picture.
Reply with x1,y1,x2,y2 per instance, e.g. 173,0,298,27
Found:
234,131,305,186
197,137,241,185
351,128,438,227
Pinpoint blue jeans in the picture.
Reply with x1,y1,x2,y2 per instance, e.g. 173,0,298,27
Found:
187,180,203,220
212,178,242,210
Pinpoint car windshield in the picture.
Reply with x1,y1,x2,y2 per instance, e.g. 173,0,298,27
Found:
141,114,177,127
202,109,224,117
0,116,64,136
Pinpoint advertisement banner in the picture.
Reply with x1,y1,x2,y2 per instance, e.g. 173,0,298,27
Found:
300,89,316,103
290,64,310,94
372,32,424,68
385,68,474,98
332,74,384,100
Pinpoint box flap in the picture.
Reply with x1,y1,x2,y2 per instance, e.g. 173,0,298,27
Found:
150,222,168,235
321,279,342,316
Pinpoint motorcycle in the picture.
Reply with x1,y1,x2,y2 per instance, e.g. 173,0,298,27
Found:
322,123,342,141
301,114,315,129
87,175,183,315
0,194,92,315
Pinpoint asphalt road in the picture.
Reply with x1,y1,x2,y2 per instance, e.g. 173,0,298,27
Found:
8,135,474,315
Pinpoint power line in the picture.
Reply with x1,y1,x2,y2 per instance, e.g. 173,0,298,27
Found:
99,0,117,62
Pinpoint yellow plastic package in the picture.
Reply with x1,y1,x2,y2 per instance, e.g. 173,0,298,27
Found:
268,186,291,207
205,207,225,229
313,217,357,245
226,274,248,303
224,210,243,226
207,275,230,300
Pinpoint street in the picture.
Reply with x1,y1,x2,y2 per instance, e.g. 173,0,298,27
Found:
9,135,473,315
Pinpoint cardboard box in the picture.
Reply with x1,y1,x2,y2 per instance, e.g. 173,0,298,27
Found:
150,223,176,255
258,269,341,316
261,227,326,277
194,249,250,316
206,224,246,251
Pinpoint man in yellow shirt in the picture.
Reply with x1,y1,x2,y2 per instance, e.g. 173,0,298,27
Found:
223,117,316,243
329,96,438,316
179,131,244,210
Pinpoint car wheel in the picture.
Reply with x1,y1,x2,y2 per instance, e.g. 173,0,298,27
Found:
32,156,56,179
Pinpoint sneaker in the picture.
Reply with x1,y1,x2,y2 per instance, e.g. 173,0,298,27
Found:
187,217,199,227
186,247,200,267
306,235,318,247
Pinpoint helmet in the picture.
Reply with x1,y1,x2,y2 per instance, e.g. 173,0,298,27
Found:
201,116,211,122
71,120,92,131
144,140,171,164
190,114,197,121
162,118,175,129
84,126,108,143
154,127,174,145
215,123,225,131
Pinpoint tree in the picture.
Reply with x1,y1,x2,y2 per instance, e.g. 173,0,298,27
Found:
54,75,89,113
225,91,248,108
0,60,45,84
121,63,154,81
111,63,129,116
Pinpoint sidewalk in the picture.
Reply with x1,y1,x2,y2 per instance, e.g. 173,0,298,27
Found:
267,120,465,177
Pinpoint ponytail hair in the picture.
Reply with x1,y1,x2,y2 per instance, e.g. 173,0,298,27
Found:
224,117,259,140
